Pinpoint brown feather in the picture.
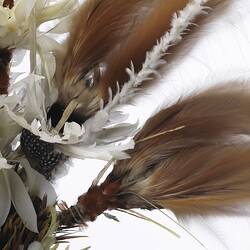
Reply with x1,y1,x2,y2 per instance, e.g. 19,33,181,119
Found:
54,0,190,124
143,145,250,215
99,0,190,99
59,86,250,227
112,87,250,214
112,87,250,182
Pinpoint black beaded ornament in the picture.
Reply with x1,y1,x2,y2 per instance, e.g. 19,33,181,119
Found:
20,129,65,179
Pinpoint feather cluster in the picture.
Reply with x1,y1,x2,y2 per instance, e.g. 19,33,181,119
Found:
3,0,250,249
56,0,210,162
59,86,250,227
4,0,209,174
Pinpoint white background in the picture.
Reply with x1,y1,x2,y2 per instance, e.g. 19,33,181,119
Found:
54,0,250,249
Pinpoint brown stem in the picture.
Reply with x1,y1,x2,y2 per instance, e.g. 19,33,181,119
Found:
58,182,121,227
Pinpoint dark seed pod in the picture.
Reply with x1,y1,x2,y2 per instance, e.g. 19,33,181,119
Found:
0,48,12,95
3,0,14,9
20,129,65,179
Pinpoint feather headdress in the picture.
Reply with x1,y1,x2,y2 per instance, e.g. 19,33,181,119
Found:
59,86,250,226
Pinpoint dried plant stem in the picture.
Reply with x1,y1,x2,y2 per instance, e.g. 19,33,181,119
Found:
136,125,186,144
132,193,207,249
116,208,180,238
54,100,79,133
91,157,115,187
29,8,37,73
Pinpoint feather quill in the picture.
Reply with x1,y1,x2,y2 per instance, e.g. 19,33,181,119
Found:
59,86,250,226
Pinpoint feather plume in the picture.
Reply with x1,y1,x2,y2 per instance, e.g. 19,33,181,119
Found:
111,87,250,215
59,86,250,227
54,0,211,162
53,0,192,124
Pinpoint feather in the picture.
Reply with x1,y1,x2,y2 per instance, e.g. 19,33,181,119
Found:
53,0,191,124
59,86,250,226
111,87,250,214
99,0,191,98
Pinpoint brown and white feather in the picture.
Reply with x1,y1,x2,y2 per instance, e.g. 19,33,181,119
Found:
56,0,190,121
